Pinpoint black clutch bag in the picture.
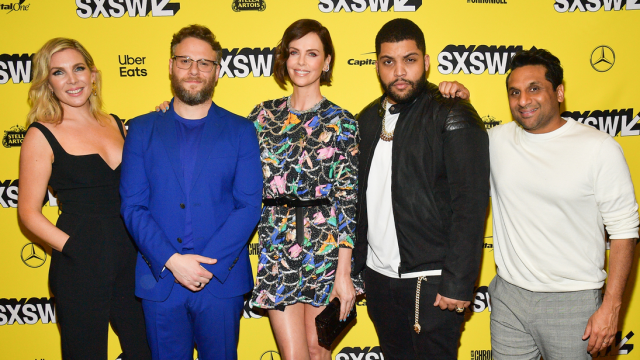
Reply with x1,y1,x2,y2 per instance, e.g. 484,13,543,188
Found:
315,297,357,348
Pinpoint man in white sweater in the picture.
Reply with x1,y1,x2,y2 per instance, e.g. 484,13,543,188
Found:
489,49,638,359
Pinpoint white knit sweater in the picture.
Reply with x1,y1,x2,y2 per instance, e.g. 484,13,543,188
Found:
489,118,638,292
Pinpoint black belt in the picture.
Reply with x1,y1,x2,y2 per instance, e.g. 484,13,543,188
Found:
263,196,331,246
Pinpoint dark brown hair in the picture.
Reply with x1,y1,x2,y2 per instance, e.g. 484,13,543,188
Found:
273,19,335,88
171,24,222,61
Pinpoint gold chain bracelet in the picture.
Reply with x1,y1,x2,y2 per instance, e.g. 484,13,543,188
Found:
413,276,427,334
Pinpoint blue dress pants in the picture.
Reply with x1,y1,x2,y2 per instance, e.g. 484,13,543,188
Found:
142,280,244,360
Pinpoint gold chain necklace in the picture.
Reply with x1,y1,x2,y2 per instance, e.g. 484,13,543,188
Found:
380,98,394,142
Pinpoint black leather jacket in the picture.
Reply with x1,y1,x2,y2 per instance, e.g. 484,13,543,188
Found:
353,81,490,301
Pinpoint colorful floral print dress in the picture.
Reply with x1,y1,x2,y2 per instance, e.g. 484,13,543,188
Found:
249,97,364,309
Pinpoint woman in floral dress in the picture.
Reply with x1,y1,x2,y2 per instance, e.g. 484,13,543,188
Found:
248,19,363,360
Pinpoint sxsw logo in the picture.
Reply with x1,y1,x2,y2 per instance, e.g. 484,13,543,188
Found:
554,0,640,12
76,0,180,18
1,179,58,208
599,331,634,356
0,53,33,84
562,109,640,137
438,45,536,75
335,346,384,359
318,0,422,12
472,286,491,313
219,47,274,79
242,298,266,319
0,297,56,325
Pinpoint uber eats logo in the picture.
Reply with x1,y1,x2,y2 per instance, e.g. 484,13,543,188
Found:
438,45,536,75
318,0,422,13
0,53,33,84
554,0,640,12
0,298,56,325
562,108,640,137
76,0,180,18
219,47,275,79
119,55,147,77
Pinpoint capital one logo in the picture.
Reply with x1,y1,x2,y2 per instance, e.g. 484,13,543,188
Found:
0,53,33,84
554,0,640,12
1,0,29,13
76,0,180,18
318,0,422,13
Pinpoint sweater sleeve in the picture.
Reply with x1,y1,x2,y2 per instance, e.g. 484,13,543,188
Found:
594,137,639,239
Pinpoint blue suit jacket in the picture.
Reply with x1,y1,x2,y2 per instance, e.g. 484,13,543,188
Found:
120,100,262,302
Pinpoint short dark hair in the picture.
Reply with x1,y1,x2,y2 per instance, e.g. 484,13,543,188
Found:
171,24,222,61
506,49,563,90
375,18,426,57
273,19,335,88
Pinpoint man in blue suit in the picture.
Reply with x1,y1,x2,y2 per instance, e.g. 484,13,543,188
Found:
120,24,262,360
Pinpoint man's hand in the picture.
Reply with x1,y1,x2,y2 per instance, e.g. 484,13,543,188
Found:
165,253,217,292
583,299,621,355
434,293,470,312
438,81,470,100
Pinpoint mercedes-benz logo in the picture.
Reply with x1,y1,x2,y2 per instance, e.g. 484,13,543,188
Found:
21,243,47,268
260,350,281,360
590,45,615,72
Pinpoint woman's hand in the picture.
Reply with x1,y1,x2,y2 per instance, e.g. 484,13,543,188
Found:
329,248,356,321
155,101,171,113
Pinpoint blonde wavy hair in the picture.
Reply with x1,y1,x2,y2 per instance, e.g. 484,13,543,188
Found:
27,38,108,125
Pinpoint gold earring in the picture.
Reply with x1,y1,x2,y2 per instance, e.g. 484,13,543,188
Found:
92,82,97,96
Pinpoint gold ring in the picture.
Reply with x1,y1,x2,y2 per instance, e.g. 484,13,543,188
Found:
455,307,464,313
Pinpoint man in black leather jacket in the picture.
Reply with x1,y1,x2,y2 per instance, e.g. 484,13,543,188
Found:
352,19,490,359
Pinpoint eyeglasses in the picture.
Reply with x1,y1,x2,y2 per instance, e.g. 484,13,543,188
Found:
172,56,219,72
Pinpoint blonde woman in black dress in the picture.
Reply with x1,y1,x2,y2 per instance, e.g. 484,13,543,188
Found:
18,38,150,360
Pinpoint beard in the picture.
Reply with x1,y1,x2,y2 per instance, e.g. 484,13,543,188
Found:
171,72,215,106
381,70,427,104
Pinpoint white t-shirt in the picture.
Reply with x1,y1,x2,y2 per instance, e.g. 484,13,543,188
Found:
366,101,442,279
489,118,639,292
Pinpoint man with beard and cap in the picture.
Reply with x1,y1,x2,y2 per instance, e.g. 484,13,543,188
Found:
352,18,490,359
120,24,262,360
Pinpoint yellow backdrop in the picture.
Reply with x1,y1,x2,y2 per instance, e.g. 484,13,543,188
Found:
1,1,639,359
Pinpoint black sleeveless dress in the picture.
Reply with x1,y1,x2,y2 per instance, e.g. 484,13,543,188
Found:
28,118,150,360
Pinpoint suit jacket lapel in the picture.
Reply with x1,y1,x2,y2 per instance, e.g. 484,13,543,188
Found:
157,103,187,195
189,102,225,192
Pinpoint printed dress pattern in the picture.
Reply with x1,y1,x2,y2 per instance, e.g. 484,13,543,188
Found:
249,97,364,309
